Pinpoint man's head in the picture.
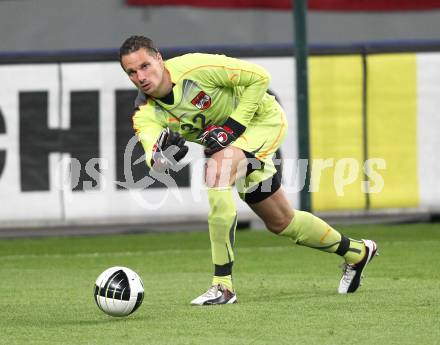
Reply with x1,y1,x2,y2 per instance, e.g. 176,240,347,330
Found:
119,35,158,60
120,35,170,98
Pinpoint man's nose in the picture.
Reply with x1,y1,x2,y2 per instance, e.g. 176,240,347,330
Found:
137,70,146,82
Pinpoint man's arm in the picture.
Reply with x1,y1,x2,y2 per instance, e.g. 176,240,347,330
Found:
195,54,271,127
193,54,271,154
133,103,188,170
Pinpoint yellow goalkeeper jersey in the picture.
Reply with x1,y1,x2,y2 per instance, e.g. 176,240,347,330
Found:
132,53,279,167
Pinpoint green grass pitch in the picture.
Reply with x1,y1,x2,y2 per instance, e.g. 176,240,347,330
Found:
1,223,439,345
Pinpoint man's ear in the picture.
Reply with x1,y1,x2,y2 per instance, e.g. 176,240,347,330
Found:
157,52,165,67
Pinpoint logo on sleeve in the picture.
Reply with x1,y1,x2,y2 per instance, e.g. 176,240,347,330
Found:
191,91,211,110
217,131,228,143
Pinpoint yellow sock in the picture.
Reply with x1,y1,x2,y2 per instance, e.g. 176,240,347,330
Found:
212,275,233,291
279,210,366,264
207,187,237,290
343,239,366,264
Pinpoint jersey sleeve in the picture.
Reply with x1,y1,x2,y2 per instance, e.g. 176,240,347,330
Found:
194,54,271,127
132,102,166,168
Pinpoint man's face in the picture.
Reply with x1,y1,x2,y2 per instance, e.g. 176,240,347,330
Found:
121,48,165,97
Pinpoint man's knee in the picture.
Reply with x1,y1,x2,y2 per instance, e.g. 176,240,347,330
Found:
262,205,294,234
205,169,230,188
264,214,293,234
247,187,294,234
204,148,246,187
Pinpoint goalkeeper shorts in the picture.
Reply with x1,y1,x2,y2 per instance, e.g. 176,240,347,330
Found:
231,101,288,204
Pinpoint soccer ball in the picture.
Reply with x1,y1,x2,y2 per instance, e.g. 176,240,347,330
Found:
94,266,144,317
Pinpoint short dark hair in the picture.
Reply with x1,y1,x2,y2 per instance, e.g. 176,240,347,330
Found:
119,35,158,61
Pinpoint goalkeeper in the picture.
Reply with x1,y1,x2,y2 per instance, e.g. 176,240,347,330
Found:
119,35,378,305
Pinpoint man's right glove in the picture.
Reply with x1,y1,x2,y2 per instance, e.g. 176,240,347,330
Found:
151,128,188,171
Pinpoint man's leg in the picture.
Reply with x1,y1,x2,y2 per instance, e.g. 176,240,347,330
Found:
207,186,236,291
249,188,365,261
191,147,247,305
247,185,378,294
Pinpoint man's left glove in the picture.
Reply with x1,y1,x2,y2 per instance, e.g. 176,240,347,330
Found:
199,117,246,156
151,128,188,171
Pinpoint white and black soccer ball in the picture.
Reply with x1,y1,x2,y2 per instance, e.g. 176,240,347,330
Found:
94,266,144,317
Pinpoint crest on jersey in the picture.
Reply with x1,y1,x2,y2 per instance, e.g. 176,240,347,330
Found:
191,91,211,110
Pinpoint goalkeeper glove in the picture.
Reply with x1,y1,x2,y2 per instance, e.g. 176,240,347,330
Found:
151,128,188,172
199,117,246,156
